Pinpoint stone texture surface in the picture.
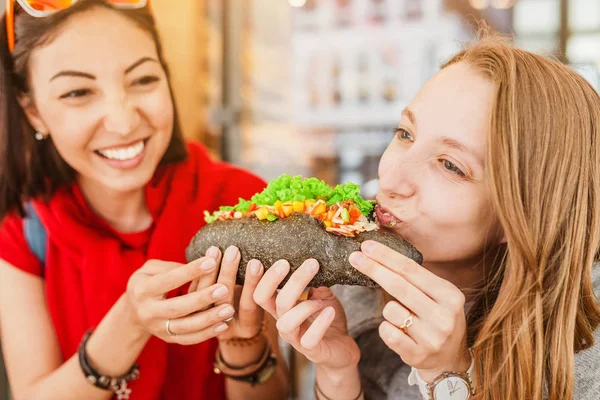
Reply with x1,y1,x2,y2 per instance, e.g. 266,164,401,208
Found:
186,213,423,288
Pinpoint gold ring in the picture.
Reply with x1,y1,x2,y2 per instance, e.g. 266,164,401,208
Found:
165,319,176,336
224,317,234,323
399,313,414,334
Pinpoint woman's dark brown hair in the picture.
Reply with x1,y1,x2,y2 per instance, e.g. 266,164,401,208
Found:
0,0,188,221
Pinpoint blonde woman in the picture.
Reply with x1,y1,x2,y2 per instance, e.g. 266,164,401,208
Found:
253,34,600,400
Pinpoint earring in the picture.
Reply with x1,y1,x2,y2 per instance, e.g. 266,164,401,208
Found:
34,132,47,141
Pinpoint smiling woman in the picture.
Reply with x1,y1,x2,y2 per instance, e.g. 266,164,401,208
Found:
0,1,288,400
10,9,183,213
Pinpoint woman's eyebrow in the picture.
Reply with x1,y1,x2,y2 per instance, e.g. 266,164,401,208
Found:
401,107,484,166
50,71,95,82
441,136,484,166
125,56,158,74
49,57,158,82
402,107,417,127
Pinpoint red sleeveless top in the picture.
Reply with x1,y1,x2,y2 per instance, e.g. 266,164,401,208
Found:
0,142,267,399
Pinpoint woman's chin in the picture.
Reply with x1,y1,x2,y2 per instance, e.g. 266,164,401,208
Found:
377,221,410,242
105,173,153,193
78,169,152,196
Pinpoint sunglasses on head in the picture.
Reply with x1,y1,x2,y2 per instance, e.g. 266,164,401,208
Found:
6,0,150,52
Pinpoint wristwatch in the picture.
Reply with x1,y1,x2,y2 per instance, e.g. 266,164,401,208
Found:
408,349,475,400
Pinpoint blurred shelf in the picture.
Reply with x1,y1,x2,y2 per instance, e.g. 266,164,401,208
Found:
292,102,407,129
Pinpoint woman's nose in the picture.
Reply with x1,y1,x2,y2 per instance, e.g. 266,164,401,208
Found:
379,160,418,199
103,92,140,135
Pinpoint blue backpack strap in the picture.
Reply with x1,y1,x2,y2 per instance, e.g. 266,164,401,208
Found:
23,203,47,275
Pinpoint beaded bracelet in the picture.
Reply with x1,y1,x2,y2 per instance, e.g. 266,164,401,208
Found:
220,315,268,347
78,330,140,400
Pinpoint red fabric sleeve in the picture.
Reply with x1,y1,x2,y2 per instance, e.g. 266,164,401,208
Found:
217,165,268,207
0,214,43,276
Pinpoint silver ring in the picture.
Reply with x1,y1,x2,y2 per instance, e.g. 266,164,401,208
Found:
165,319,176,336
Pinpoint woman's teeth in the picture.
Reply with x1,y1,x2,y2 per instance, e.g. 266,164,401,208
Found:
385,213,397,227
97,140,144,161
375,206,399,228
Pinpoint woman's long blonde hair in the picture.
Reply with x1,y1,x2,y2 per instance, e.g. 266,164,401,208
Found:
440,30,600,399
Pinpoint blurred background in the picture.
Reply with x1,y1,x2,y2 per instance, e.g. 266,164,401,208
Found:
1,0,600,399
147,1,600,398
151,0,599,202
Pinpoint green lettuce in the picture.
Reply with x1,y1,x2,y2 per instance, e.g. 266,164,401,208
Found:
249,175,332,206
204,174,374,223
326,182,374,217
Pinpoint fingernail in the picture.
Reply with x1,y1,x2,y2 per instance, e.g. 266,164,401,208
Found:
207,246,219,259
349,252,365,267
224,246,239,262
249,260,262,276
212,285,229,299
214,323,229,333
274,260,289,276
307,259,319,274
361,241,376,255
218,305,235,318
323,306,335,319
200,258,217,271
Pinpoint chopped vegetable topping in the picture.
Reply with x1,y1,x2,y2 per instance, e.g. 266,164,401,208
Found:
204,174,378,237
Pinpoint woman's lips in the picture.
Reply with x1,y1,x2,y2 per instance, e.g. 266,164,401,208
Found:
375,205,403,228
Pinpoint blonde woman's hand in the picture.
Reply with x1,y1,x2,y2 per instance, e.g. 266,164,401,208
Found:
126,256,236,345
349,240,471,382
253,259,361,370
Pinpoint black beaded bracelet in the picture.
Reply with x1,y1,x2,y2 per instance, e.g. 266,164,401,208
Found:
78,330,140,399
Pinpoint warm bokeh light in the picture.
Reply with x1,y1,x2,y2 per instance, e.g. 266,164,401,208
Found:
491,0,516,9
289,0,307,8
469,0,489,10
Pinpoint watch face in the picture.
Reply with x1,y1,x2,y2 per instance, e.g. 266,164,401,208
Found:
432,376,470,400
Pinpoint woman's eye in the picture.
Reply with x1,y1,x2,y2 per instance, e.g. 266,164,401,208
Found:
60,89,91,99
133,76,160,86
441,159,465,177
395,128,414,142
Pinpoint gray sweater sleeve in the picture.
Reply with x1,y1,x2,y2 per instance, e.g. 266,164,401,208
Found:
573,328,600,399
333,263,600,400
573,263,600,399
332,285,418,400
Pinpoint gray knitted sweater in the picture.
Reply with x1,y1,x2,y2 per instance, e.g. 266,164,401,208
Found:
332,264,600,400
